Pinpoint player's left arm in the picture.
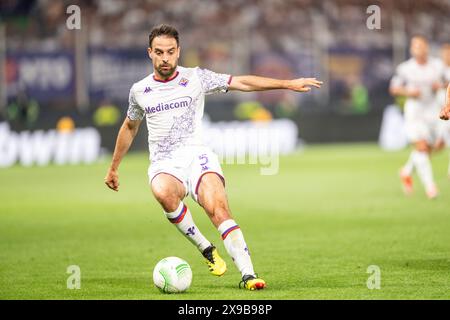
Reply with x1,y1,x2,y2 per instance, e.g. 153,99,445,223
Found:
228,75,322,93
440,83,450,120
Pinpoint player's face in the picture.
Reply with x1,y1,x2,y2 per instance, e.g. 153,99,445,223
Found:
410,38,429,61
148,36,180,79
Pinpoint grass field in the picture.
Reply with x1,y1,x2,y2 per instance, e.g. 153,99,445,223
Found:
1,143,450,300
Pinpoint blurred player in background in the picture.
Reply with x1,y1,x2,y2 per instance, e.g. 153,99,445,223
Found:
437,44,450,177
390,36,444,199
439,84,450,120
104,24,322,290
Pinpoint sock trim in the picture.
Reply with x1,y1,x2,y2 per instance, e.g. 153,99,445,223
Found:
221,225,240,240
168,204,187,224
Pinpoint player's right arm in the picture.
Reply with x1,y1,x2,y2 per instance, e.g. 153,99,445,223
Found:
104,117,142,191
439,84,450,120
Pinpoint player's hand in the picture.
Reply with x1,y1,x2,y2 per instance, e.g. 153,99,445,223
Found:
432,82,442,92
440,105,450,120
104,168,120,191
287,78,323,92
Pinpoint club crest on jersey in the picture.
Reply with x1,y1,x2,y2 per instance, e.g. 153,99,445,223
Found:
178,77,189,87
144,86,152,93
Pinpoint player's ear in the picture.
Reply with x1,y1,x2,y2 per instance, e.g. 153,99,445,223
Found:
177,46,181,59
147,47,152,59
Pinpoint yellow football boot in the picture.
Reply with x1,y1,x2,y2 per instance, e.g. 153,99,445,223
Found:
239,274,266,290
202,245,227,276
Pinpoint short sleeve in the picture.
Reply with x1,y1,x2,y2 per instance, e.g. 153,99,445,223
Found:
126,85,145,121
196,67,232,95
389,65,405,89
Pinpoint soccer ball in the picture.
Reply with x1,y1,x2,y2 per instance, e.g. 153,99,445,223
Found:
153,257,192,293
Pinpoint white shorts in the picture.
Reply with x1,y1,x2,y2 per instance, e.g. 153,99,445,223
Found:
404,101,445,144
404,118,446,144
148,145,225,202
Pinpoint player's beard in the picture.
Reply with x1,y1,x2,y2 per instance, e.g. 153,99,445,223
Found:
156,63,177,79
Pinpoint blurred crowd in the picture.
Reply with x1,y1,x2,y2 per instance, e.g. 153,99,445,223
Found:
2,0,449,53
1,0,449,122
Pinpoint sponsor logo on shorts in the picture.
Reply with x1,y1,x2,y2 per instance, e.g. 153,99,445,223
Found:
144,96,192,114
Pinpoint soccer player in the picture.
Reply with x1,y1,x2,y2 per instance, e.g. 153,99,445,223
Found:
438,44,450,177
439,84,450,120
104,24,322,290
438,44,450,121
390,36,444,199
439,43,450,104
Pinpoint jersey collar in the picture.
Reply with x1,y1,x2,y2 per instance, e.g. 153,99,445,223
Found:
153,70,180,83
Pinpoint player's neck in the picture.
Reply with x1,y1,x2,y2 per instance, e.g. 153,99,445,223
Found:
153,69,179,82
415,57,428,65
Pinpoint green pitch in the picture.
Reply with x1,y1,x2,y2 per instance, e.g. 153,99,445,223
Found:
1,143,450,300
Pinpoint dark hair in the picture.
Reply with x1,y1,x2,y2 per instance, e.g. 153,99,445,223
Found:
149,24,179,48
411,34,428,43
